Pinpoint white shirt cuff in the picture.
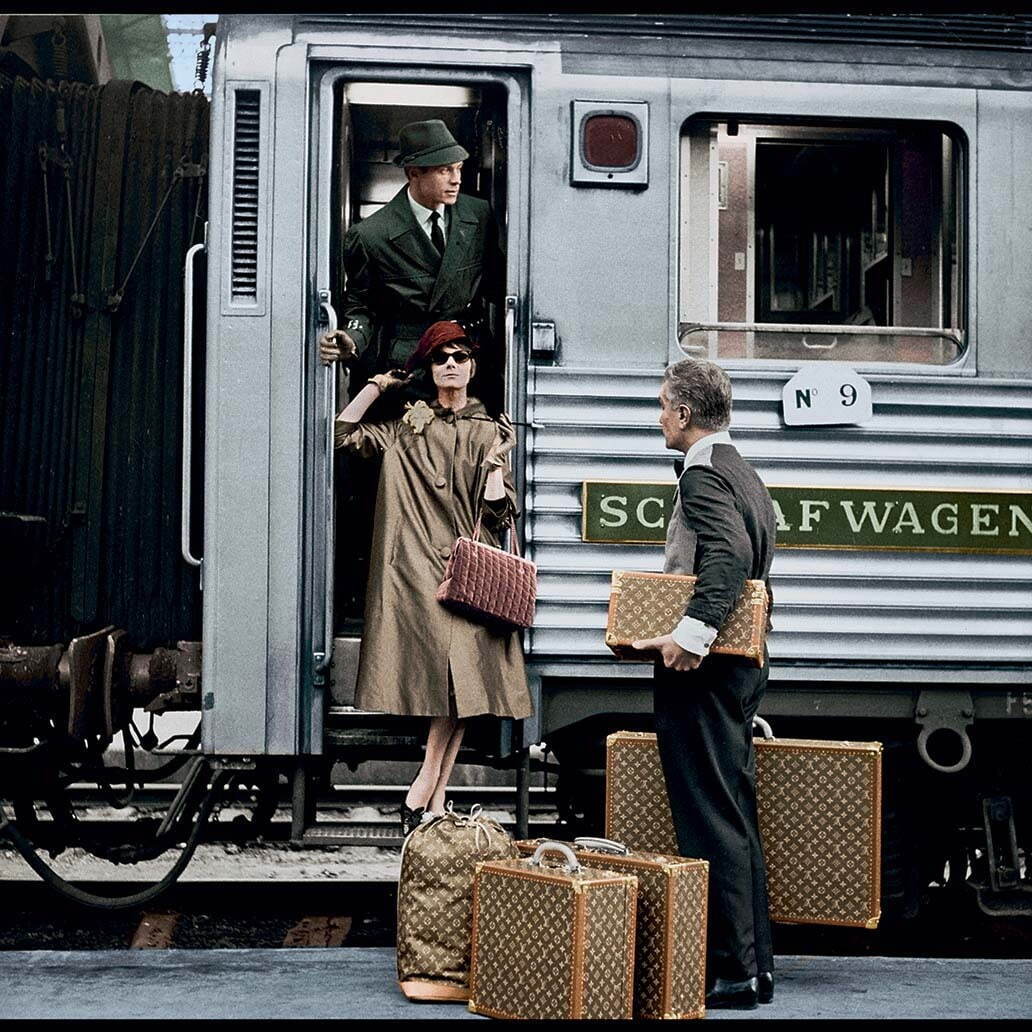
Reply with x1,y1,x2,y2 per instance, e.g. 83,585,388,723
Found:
670,616,718,657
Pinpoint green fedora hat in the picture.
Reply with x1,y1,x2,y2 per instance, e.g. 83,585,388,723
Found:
393,119,469,167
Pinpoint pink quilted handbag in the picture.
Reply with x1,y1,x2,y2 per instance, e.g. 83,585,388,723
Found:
436,516,537,630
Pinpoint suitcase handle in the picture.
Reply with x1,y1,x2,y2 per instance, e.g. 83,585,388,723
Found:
529,840,581,873
752,715,774,740
573,837,630,856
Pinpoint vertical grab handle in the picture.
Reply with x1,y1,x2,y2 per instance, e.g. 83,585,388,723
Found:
504,294,518,417
181,239,205,571
315,293,338,674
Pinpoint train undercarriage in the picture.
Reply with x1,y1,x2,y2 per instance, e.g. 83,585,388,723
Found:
1,626,1029,921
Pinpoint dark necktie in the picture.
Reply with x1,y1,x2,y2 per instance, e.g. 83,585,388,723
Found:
429,210,445,256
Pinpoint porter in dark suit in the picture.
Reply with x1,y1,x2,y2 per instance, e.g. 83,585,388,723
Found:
634,358,777,1011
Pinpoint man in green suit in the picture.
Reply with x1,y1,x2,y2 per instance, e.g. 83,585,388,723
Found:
320,119,504,413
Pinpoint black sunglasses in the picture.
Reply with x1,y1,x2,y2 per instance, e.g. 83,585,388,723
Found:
430,349,472,365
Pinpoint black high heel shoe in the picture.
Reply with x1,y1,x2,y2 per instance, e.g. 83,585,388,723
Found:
400,801,425,837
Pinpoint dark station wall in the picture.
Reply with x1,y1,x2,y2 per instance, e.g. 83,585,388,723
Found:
0,73,209,649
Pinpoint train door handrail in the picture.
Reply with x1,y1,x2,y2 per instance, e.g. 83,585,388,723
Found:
315,294,338,675
181,234,206,572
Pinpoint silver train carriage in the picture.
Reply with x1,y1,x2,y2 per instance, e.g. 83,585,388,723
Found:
2,14,1030,918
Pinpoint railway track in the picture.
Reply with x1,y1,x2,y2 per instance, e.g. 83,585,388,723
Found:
13,784,563,848
1,876,1030,958
5,786,1031,957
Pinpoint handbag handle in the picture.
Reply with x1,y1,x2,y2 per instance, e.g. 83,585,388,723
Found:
573,836,630,856
752,715,774,740
529,840,581,873
471,511,522,558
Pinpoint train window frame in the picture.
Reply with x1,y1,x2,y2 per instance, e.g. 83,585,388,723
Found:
676,116,968,372
570,100,649,187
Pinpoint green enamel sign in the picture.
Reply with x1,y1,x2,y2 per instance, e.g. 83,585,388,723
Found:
581,481,1032,554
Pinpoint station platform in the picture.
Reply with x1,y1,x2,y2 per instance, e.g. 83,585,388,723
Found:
2,948,1029,1020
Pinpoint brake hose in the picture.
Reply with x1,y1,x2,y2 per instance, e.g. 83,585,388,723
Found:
0,768,228,910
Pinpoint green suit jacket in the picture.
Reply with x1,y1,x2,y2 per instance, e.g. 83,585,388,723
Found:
340,186,503,371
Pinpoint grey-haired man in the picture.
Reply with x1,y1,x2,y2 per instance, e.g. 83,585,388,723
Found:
633,358,777,1010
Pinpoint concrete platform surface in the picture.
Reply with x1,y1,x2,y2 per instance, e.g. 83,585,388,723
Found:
0,948,1029,1020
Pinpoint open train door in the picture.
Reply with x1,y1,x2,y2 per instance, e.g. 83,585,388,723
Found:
302,61,531,795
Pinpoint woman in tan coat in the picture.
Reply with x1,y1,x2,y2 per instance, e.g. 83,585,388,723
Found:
328,320,532,835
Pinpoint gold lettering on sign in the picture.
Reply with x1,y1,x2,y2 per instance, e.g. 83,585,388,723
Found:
970,503,1000,536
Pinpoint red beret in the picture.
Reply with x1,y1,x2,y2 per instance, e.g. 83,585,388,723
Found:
405,320,476,372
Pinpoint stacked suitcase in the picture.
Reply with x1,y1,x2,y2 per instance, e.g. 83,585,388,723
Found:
514,838,709,1020
468,841,639,1020
453,725,883,1020
606,730,883,928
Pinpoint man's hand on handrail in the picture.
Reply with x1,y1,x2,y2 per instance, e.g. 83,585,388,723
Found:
319,329,358,365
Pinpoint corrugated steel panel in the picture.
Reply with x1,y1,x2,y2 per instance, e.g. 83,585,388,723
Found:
525,366,1032,667
0,72,208,649
295,13,1032,53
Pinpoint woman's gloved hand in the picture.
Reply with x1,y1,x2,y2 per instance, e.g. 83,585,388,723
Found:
369,369,414,393
319,330,358,365
484,412,517,470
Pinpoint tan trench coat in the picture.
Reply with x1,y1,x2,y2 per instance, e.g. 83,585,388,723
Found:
335,397,532,719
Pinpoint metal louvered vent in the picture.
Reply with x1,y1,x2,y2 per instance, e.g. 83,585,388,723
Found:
231,89,260,302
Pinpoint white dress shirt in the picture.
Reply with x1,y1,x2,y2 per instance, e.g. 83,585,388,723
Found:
407,189,447,246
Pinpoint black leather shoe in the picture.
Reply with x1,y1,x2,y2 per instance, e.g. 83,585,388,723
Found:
758,970,774,1004
705,977,758,1011
400,802,425,836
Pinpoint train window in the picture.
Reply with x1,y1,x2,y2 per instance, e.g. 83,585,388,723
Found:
678,119,965,365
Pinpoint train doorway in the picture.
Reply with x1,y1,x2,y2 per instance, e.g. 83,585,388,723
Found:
327,79,511,632
303,66,530,794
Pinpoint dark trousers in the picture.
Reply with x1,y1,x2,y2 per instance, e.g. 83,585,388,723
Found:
653,653,774,984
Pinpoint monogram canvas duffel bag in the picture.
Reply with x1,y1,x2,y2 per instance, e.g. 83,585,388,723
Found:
396,804,518,1002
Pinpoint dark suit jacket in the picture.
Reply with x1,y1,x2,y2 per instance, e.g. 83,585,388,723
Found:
677,440,777,632
340,186,503,371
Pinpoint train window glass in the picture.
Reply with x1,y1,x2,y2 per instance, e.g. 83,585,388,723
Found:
679,119,965,365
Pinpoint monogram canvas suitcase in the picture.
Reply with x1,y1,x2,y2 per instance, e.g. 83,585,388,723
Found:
605,570,769,666
468,841,638,1020
606,730,883,929
515,836,709,1020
